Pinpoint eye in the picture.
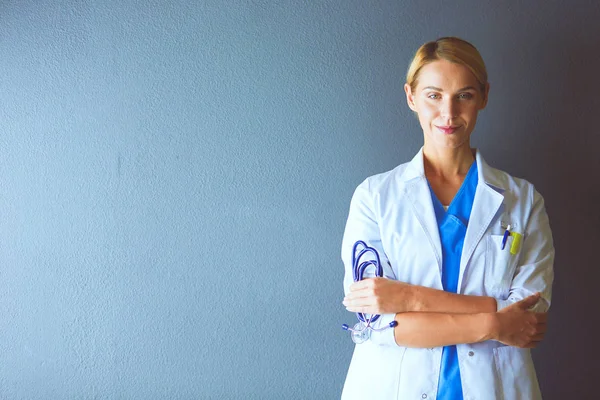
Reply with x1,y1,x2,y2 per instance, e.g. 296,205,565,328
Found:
427,93,440,100
458,92,474,100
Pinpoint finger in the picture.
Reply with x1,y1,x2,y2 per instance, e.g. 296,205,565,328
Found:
343,297,373,308
349,278,376,292
523,342,538,349
535,321,547,329
524,338,545,348
345,305,380,314
531,333,545,342
516,293,541,310
535,312,548,323
343,291,373,302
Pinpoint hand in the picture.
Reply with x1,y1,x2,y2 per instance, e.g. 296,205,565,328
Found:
342,277,413,314
493,293,548,348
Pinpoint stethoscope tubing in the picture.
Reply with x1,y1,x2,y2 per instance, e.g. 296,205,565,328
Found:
342,241,397,342
351,240,383,324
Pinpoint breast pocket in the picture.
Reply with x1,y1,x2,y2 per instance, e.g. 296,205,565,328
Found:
485,235,517,298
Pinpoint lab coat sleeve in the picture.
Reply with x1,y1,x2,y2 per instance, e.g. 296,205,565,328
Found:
341,179,398,346
497,189,555,312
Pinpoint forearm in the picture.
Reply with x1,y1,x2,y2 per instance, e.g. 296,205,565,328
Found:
393,311,496,348
410,286,497,314
344,280,498,316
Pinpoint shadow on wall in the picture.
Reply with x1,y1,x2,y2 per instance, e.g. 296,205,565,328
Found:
529,34,600,399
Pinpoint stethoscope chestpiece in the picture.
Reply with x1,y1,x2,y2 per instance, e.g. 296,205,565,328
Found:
342,322,371,344
350,322,371,344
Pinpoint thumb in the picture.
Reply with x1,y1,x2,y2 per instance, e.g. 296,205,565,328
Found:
516,292,541,310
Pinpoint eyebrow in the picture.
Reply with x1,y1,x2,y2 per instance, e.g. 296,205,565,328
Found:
422,86,477,92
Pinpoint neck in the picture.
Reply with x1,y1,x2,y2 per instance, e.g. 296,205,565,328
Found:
422,144,475,178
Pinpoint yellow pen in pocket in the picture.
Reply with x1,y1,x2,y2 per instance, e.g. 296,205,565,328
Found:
510,232,523,255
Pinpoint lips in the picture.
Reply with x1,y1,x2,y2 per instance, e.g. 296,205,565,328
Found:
436,125,460,134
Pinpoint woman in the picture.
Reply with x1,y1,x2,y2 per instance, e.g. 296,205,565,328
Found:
340,37,554,400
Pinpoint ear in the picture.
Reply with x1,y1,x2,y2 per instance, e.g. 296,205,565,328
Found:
404,83,417,112
479,82,490,110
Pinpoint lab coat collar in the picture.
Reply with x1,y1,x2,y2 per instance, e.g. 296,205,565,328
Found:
400,147,507,192
400,148,505,292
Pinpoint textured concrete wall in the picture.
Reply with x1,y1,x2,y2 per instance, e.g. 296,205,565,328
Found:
0,1,598,398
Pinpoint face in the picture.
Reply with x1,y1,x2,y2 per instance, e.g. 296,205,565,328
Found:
404,59,489,152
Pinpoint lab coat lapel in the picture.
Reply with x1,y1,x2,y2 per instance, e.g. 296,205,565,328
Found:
457,152,505,292
402,150,443,275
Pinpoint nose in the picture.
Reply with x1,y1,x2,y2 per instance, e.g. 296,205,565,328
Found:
440,97,458,120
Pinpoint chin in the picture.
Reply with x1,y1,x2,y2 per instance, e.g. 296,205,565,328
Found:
423,128,472,150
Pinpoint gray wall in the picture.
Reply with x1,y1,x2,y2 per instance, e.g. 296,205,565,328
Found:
0,1,598,399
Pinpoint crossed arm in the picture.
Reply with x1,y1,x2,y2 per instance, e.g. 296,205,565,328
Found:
343,279,547,348
342,182,553,349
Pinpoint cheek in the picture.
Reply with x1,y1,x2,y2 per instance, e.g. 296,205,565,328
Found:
416,102,438,120
461,106,480,123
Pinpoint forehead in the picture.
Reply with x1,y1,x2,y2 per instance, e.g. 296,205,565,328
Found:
416,59,479,91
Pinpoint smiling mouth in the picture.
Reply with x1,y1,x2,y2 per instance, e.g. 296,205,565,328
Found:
436,125,460,134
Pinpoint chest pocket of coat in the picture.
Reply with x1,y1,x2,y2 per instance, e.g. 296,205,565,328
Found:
485,235,518,298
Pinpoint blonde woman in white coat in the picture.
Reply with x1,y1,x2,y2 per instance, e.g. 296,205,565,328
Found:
341,37,554,400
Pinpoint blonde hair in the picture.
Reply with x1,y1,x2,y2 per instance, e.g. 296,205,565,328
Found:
406,37,488,93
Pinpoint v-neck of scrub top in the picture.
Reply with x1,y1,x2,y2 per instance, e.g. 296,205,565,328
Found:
428,161,478,400
430,162,478,236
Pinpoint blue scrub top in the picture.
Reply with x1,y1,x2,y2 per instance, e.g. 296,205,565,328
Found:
428,162,478,400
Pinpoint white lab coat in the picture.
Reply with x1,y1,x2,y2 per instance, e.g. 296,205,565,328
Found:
341,149,554,400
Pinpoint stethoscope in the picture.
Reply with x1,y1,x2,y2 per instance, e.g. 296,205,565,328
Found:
342,240,398,344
